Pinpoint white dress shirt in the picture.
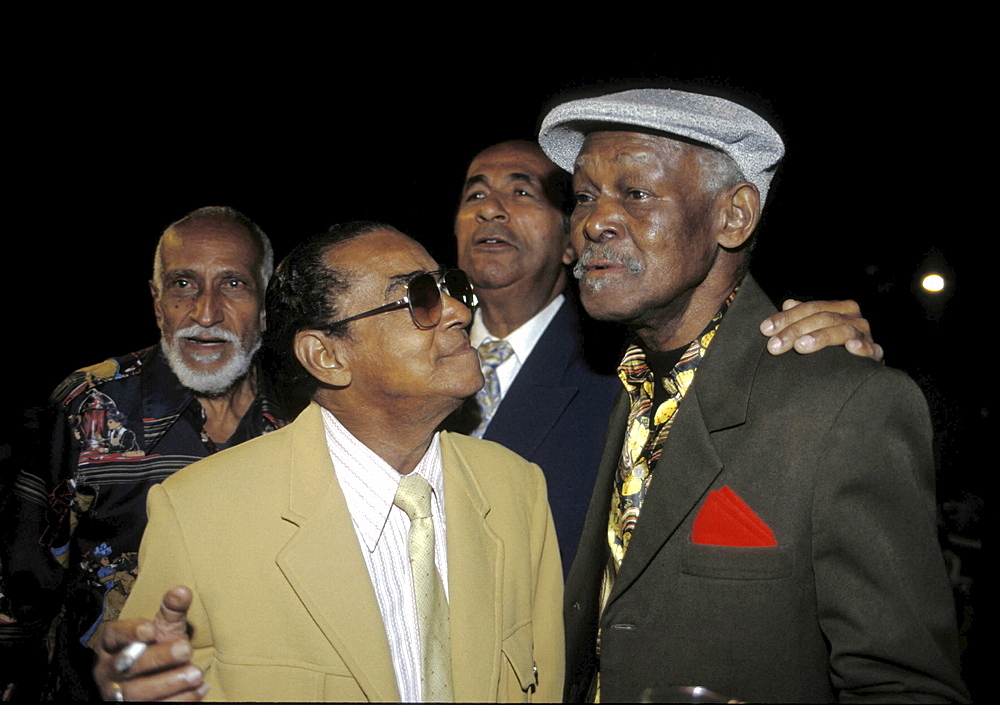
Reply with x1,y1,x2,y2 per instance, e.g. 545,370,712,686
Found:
321,407,448,703
469,293,565,405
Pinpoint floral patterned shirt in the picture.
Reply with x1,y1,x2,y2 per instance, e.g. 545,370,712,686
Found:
1,344,286,697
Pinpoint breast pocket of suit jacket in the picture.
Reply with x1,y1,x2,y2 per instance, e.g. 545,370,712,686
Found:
681,543,794,581
677,543,798,673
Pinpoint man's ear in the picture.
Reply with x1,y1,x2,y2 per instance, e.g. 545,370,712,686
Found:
294,330,351,387
562,242,576,266
560,217,576,266
716,182,760,250
149,280,164,330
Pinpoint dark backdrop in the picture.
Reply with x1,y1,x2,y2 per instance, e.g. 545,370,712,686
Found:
4,42,983,695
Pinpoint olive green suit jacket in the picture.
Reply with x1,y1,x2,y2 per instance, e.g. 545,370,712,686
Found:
564,276,966,702
121,402,564,702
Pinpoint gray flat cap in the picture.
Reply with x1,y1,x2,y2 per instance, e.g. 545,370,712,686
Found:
538,88,785,205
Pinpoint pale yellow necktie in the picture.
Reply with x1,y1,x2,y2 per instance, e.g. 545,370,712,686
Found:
394,473,454,702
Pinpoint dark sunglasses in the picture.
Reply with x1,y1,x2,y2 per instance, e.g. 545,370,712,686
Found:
326,269,477,330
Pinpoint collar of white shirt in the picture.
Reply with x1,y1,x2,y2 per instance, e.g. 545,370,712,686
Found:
320,406,446,563
320,406,449,702
470,293,565,400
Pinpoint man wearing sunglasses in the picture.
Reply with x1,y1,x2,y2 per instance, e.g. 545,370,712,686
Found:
91,222,564,702
452,140,884,574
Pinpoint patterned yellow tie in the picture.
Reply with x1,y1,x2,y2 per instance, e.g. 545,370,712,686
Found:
394,473,454,702
605,290,736,579
471,338,514,438
592,290,737,702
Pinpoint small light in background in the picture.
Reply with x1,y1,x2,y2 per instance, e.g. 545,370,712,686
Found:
914,252,953,321
922,273,946,293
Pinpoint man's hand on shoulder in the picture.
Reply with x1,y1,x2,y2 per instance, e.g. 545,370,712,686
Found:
760,299,884,361
93,585,207,701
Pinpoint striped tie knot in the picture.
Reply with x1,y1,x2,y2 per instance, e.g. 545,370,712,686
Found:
471,338,514,438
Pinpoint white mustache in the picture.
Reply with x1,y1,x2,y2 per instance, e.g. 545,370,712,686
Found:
162,324,260,397
173,324,241,345
572,246,643,280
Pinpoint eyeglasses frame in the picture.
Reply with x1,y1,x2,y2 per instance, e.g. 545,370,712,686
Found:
323,269,477,331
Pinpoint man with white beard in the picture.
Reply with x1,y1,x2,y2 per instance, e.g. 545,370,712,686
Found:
0,207,287,701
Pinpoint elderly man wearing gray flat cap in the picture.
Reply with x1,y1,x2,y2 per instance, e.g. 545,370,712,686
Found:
539,88,968,703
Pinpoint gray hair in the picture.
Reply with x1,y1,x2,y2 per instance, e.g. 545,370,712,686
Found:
151,206,274,292
697,147,746,196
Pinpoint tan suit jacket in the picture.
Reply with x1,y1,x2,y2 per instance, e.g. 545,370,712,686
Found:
120,402,564,702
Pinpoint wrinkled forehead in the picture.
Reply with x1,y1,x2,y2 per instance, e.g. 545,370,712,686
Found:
466,141,556,181
574,130,702,186
463,141,571,216
160,220,262,271
327,229,438,295
577,129,691,165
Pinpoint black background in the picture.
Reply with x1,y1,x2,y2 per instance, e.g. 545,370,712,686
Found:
4,27,984,695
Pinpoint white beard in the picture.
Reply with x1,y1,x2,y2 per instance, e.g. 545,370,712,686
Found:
162,324,261,396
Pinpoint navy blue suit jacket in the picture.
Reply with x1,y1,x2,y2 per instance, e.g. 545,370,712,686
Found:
481,296,621,575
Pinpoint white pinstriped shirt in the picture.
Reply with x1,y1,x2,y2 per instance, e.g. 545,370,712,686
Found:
321,407,449,703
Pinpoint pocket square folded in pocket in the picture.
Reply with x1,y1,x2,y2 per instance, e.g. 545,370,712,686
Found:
692,485,777,546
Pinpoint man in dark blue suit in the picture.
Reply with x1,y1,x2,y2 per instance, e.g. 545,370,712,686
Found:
450,141,620,574
449,141,882,574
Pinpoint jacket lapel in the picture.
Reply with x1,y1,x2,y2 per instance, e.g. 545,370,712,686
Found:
608,387,724,600
439,432,503,703
606,277,774,604
566,391,627,591
485,298,579,457
274,403,400,702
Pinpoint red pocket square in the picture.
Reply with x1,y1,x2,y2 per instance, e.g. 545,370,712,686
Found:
692,486,777,546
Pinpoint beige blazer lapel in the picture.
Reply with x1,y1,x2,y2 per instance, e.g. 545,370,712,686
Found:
440,432,503,703
274,403,400,702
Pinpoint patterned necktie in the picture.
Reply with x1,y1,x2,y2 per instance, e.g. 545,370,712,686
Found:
394,473,454,703
471,338,514,438
606,344,700,573
592,291,738,701
605,289,737,579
